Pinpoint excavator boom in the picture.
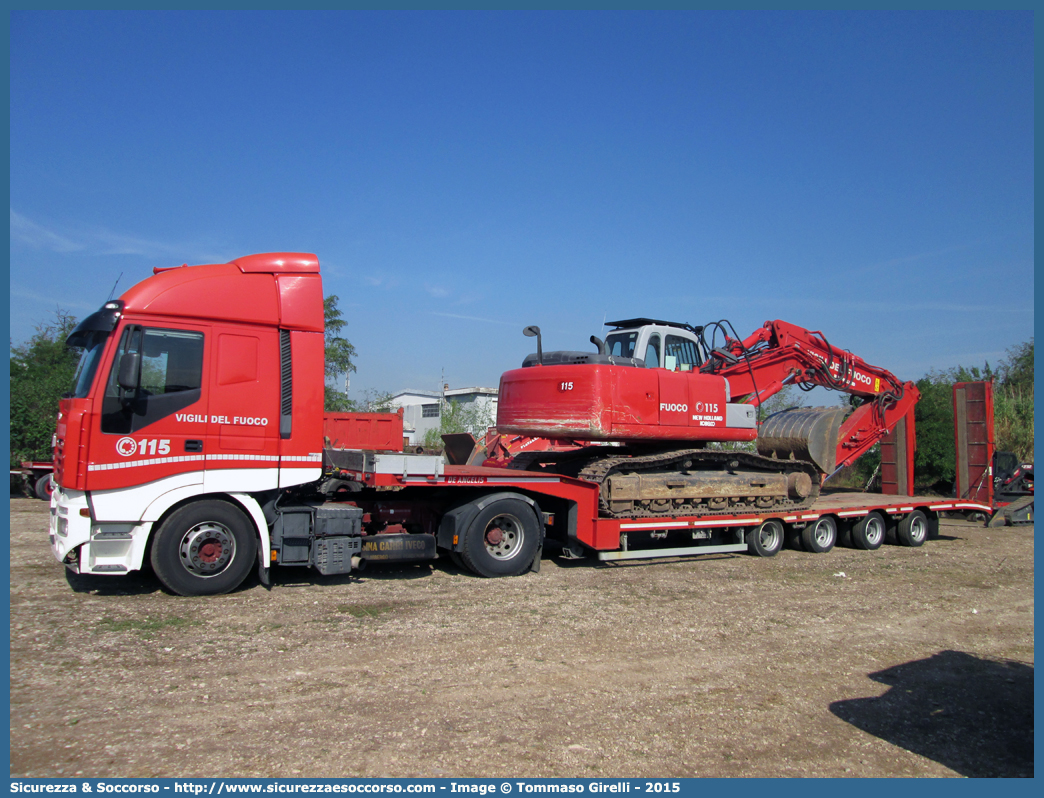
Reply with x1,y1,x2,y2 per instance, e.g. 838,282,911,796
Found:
700,320,920,476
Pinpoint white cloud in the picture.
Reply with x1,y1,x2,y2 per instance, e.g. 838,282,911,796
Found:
431,312,518,327
9,288,97,311
10,210,229,263
10,211,84,253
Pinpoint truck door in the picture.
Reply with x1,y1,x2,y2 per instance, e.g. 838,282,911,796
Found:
203,325,282,491
87,323,209,492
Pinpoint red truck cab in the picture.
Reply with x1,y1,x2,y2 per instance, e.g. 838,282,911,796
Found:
51,253,327,589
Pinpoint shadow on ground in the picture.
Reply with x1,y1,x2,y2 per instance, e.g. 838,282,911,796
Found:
830,650,1033,777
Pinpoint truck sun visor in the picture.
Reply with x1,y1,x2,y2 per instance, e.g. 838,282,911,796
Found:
66,300,124,347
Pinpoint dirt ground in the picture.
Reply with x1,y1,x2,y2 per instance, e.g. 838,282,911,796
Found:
8,496,1034,778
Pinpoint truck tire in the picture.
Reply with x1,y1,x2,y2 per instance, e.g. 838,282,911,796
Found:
34,474,54,501
851,511,886,551
150,500,257,596
459,497,541,578
746,519,784,557
801,516,837,553
896,510,928,547
447,550,467,570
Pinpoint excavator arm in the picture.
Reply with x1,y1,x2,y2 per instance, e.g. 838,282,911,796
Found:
701,319,920,478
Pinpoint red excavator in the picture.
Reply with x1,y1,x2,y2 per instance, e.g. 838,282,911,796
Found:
492,318,919,518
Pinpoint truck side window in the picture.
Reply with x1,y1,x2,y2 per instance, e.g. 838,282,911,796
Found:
644,334,661,368
101,327,205,434
665,335,700,371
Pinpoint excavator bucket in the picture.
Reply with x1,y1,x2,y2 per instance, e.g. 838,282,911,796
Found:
441,433,487,466
756,407,849,475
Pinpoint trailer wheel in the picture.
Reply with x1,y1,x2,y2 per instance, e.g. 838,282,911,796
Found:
896,510,928,547
801,516,837,553
851,511,886,550
460,498,541,578
747,520,784,557
150,500,257,596
34,474,54,501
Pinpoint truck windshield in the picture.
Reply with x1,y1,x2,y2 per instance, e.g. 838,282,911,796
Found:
69,330,109,398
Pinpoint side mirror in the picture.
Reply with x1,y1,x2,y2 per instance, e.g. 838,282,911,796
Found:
117,352,140,393
522,325,542,366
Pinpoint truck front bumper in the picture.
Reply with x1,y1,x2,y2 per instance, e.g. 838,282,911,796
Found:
50,487,152,575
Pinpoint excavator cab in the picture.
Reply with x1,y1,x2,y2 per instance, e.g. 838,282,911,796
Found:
603,319,705,370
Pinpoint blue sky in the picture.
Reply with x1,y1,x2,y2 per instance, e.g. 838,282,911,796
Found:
9,10,1034,401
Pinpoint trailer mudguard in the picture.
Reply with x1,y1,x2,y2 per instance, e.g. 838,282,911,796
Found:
436,491,542,553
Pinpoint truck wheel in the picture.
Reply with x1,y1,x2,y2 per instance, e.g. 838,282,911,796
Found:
747,519,784,557
150,501,257,596
851,511,886,550
460,498,541,578
447,550,467,570
801,516,837,553
34,474,54,501
897,510,928,547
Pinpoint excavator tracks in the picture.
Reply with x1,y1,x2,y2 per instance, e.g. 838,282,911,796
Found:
509,447,821,519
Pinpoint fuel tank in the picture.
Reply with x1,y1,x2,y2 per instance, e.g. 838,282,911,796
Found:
496,363,757,443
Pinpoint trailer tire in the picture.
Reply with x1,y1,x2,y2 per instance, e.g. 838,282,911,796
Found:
801,516,837,553
897,510,928,547
150,500,257,596
747,520,784,557
851,511,886,551
460,497,541,578
34,474,54,501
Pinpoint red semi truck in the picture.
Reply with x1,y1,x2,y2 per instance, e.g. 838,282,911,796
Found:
49,253,994,595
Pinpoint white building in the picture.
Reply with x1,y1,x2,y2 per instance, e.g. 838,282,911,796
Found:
390,387,499,446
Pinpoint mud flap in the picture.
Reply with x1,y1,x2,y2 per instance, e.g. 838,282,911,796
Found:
257,546,271,588
530,542,542,573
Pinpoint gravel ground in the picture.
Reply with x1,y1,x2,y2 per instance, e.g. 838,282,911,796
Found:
8,497,1034,778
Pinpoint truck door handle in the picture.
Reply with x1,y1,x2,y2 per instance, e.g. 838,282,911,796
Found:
185,440,203,452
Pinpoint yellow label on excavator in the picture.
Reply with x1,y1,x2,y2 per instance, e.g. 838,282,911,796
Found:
875,377,880,392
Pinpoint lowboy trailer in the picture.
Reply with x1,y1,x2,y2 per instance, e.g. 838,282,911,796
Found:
327,445,990,575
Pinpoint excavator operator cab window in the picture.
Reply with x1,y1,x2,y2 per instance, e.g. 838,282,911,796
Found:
644,334,661,368
665,335,701,371
606,331,638,359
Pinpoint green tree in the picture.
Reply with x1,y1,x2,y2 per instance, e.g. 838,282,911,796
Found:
422,398,496,449
323,295,357,412
913,372,959,490
357,389,394,413
911,340,1033,490
994,338,1033,461
10,310,80,465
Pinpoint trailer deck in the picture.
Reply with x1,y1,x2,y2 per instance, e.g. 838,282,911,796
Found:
331,453,993,560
